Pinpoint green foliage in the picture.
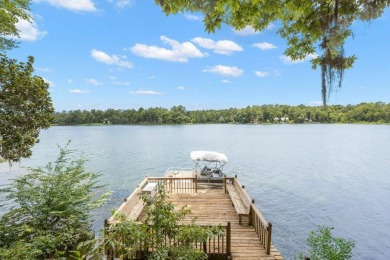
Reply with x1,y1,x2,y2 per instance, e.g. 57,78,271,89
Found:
52,102,390,125
141,186,191,245
0,54,54,163
0,144,110,259
154,0,390,106
96,212,149,259
299,225,355,260
0,0,53,164
0,240,42,259
80,187,224,259
0,0,31,51
279,0,364,106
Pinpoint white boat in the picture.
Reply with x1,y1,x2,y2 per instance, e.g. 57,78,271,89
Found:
165,150,228,179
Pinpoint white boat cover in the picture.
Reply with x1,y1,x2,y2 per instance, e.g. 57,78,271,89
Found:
191,151,228,163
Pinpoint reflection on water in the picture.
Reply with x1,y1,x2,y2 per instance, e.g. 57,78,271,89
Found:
1,124,389,259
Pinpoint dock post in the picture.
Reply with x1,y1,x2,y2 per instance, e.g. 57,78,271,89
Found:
195,176,198,193
266,222,272,254
104,219,110,259
224,175,227,193
249,206,253,226
227,222,231,257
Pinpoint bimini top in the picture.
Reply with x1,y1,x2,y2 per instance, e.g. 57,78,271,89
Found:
191,151,228,163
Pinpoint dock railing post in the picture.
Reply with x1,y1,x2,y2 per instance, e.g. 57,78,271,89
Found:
224,175,227,193
249,205,253,226
266,222,272,254
104,218,110,259
195,176,198,193
227,221,231,257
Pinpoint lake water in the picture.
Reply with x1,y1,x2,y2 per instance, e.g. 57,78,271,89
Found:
1,124,389,259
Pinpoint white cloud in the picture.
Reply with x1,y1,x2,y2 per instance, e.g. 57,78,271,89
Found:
91,49,118,64
91,49,133,69
255,71,270,77
233,26,260,36
37,67,50,72
87,78,103,86
111,81,130,86
130,90,163,95
15,19,47,41
42,77,55,86
280,53,318,64
184,13,202,21
108,76,131,85
69,89,90,94
274,69,282,76
221,79,230,84
252,42,277,50
233,24,275,36
177,86,186,90
203,65,243,77
108,0,132,8
130,36,206,63
192,37,243,55
34,0,97,12
267,23,276,30
66,79,72,83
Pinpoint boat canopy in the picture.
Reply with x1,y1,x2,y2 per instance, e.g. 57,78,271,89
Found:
191,151,228,163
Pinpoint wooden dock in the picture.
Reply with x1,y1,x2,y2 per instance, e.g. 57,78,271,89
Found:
107,177,283,259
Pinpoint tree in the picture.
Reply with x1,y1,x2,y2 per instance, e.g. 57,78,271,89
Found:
0,1,53,164
299,225,355,260
0,0,31,52
0,144,110,259
280,0,389,107
155,0,390,107
171,105,191,124
0,55,54,163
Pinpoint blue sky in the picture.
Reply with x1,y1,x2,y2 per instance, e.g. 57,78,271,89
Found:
8,0,390,111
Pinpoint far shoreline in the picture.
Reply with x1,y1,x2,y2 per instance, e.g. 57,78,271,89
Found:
50,122,390,127
51,102,390,125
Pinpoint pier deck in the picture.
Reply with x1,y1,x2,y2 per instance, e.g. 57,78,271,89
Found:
107,177,283,259
139,188,283,260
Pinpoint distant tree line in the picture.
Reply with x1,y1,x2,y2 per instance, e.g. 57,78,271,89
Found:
53,102,390,125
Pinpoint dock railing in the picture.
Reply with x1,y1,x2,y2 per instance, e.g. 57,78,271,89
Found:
107,178,148,223
107,177,198,224
105,222,231,260
156,222,231,259
147,176,198,193
224,177,273,255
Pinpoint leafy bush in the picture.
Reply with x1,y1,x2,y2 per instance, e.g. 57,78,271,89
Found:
80,186,224,259
0,144,109,259
299,225,355,260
